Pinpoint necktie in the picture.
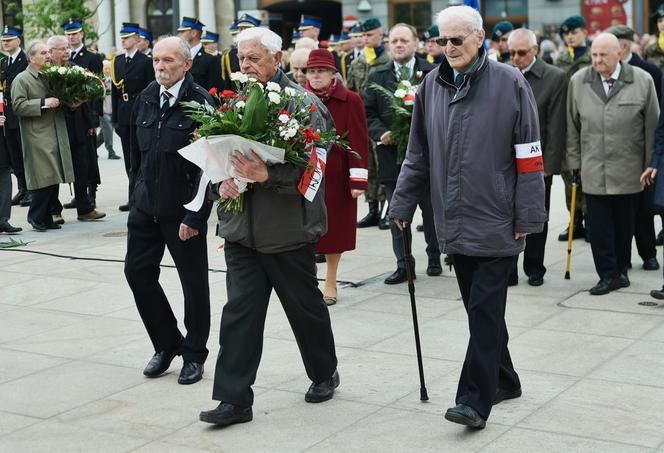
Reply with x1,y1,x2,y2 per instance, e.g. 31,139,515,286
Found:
454,73,464,88
161,91,172,116
126,56,132,65
606,78,616,92
6,57,12,70
398,65,410,81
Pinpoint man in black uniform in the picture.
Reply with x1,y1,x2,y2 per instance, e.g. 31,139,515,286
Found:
124,36,214,385
137,27,153,58
201,30,219,55
219,14,259,91
177,17,219,91
111,22,154,211
0,26,29,206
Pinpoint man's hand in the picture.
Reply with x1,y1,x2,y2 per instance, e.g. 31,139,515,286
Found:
394,218,406,231
514,232,528,240
544,171,552,177
379,131,391,146
219,178,240,199
351,189,364,199
45,97,60,109
641,167,658,186
179,223,199,241
0,115,6,127
231,150,268,183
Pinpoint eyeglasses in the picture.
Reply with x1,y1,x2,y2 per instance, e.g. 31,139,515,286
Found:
509,47,535,57
435,31,475,47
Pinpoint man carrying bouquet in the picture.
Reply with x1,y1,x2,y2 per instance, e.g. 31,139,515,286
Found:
199,26,339,427
124,36,215,385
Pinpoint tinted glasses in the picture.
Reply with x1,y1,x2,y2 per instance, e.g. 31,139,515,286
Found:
509,47,535,57
435,31,475,47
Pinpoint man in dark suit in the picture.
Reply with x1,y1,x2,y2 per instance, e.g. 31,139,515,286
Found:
177,17,220,91
508,28,567,286
0,26,29,206
111,22,154,211
364,23,440,284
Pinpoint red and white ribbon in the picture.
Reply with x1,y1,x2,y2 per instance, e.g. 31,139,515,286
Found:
514,141,543,173
298,147,327,202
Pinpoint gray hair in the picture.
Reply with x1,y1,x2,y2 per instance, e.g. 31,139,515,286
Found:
294,37,317,50
155,35,191,61
26,40,44,58
508,28,537,48
46,35,68,49
390,23,418,40
289,48,312,67
237,27,283,54
436,6,483,33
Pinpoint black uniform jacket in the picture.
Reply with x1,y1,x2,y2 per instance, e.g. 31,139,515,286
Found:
190,46,221,91
129,73,215,229
112,51,154,126
1,49,29,129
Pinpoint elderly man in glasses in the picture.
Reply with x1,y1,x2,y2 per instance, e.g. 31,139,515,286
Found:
390,6,546,429
507,28,567,287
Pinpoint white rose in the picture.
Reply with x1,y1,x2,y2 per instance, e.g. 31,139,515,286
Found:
284,87,297,97
235,101,246,109
266,82,281,92
58,66,67,75
230,72,248,83
401,80,412,88
268,92,281,104
394,88,407,98
278,114,290,123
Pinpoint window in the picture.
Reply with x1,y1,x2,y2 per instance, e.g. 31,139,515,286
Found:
147,0,173,39
391,0,432,32
483,0,528,18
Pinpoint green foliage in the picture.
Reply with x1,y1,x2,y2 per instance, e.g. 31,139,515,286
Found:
238,84,268,136
21,0,99,42
369,81,416,165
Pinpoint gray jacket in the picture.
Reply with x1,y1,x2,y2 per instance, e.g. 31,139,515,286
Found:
216,70,336,253
389,49,547,257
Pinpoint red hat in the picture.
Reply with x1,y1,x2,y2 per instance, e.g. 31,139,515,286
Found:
305,49,337,71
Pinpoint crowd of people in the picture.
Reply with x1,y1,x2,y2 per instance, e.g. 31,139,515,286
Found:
1,3,664,431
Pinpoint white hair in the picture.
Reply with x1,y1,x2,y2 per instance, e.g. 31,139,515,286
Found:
295,37,317,50
289,48,312,66
236,27,283,54
508,28,537,48
155,35,191,61
436,6,483,33
46,35,68,49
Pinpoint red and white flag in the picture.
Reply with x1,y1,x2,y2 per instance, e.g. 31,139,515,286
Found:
0,92,5,114
298,147,327,202
514,141,543,173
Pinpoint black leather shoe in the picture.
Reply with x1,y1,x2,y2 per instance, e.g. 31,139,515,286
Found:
650,288,664,300
643,257,660,271
444,404,486,429
615,274,630,289
589,278,620,295
11,191,25,206
108,152,121,160
416,224,424,232
426,260,442,276
558,224,585,241
493,387,522,405
143,349,181,377
357,210,379,228
27,218,48,232
657,230,664,246
0,222,22,234
378,216,391,230
384,268,411,285
200,403,252,426
178,361,204,385
19,193,32,207
305,370,340,403
315,254,326,264
527,275,544,287
63,198,77,209
118,203,131,212
46,223,61,230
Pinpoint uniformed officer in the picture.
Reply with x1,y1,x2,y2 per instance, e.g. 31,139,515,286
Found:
555,15,591,242
0,26,29,207
423,24,444,64
201,30,219,55
137,27,153,58
338,31,352,83
491,21,513,63
111,22,154,211
219,14,259,91
291,29,301,47
177,16,220,90
62,18,104,213
646,5,664,71
299,15,323,43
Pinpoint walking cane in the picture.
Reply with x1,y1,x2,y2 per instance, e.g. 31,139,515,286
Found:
565,174,579,280
400,222,429,401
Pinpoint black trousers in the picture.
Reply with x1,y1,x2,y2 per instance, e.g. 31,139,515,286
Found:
212,242,338,408
384,182,440,269
116,125,134,202
124,208,210,363
512,175,552,279
28,185,59,225
70,140,94,216
585,193,639,280
452,254,520,421
633,185,657,262
5,127,25,187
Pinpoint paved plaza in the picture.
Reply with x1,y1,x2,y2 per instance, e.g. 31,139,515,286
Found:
2,142,664,452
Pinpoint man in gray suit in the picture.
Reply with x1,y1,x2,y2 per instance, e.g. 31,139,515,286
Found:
508,28,567,286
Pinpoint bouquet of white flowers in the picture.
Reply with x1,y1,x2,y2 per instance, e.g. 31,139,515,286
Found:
41,64,105,107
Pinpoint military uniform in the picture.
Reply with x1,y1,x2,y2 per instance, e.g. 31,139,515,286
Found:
177,17,221,91
645,44,664,71
219,46,239,91
554,48,592,78
491,21,514,65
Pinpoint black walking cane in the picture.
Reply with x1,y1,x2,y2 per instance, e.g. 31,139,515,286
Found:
400,222,429,401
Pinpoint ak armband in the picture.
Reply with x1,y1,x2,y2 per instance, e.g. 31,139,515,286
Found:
515,141,544,173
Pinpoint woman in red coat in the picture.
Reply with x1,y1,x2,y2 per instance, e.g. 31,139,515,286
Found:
305,49,369,305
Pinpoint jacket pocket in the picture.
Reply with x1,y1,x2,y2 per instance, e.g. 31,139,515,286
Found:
135,116,155,152
495,172,515,215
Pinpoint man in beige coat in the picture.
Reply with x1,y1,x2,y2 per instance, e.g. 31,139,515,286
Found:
567,33,659,295
11,40,74,231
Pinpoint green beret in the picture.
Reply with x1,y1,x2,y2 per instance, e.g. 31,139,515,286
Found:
363,17,382,32
605,24,634,41
559,15,587,36
423,24,439,40
491,21,514,41
654,5,664,19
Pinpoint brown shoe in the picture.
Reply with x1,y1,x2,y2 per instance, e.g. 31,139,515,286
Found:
77,210,106,221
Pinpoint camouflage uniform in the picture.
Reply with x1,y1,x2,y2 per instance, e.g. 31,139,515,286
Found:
347,49,391,204
555,48,592,220
645,43,664,72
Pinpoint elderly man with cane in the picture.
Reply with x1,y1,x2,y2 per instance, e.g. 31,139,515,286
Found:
390,6,546,428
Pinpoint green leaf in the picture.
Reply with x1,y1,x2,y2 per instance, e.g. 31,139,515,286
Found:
239,84,268,135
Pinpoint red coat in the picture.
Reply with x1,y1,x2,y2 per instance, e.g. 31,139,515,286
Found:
314,82,369,254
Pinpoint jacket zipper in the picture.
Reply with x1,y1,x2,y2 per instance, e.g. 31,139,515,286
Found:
154,114,162,223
